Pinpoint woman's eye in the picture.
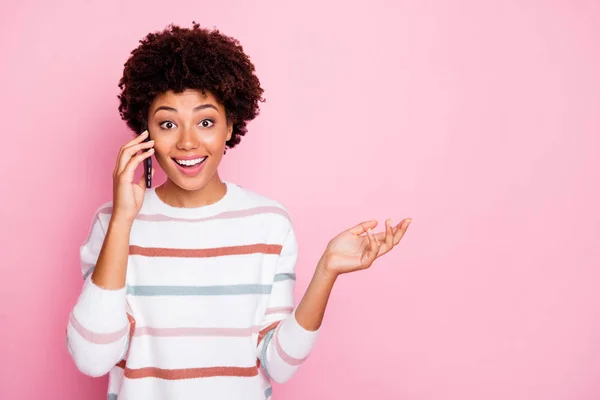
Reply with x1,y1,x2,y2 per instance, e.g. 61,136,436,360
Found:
160,121,177,130
199,119,214,128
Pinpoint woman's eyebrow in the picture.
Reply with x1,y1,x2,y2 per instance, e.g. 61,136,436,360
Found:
153,104,219,115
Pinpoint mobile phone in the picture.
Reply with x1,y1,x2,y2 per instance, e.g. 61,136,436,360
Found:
143,128,152,188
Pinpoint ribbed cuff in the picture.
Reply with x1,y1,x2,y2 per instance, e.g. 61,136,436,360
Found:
72,276,128,333
276,308,320,359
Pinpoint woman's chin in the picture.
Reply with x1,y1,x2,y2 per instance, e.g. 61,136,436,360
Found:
164,171,213,192
170,179,207,192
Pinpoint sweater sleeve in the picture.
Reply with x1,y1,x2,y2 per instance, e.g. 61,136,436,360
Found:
256,223,320,384
66,208,131,377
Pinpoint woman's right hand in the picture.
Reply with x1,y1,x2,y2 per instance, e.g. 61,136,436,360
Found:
111,130,155,223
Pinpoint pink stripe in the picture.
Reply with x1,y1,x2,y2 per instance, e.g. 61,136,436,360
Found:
273,324,308,366
97,205,113,215
69,313,129,344
265,306,294,315
134,326,263,337
83,206,111,244
99,206,290,223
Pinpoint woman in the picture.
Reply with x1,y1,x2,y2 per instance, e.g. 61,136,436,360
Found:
66,22,411,400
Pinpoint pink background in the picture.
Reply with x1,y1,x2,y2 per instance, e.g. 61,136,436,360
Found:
1,1,599,399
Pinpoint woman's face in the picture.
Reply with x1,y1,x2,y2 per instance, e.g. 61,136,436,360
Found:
147,89,232,191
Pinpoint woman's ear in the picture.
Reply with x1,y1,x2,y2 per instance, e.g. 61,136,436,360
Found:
226,121,233,141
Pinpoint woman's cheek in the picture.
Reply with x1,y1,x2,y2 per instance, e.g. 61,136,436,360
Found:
152,140,169,156
204,129,228,151
151,142,171,167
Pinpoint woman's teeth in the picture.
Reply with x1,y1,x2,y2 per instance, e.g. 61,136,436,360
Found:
175,157,206,167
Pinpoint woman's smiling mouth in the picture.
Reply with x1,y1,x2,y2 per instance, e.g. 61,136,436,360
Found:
172,156,208,175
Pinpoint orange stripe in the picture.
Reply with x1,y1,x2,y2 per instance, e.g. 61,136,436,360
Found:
123,362,260,380
258,321,280,346
129,244,283,258
127,313,136,343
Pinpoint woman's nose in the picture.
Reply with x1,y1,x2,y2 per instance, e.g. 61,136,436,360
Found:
176,126,200,151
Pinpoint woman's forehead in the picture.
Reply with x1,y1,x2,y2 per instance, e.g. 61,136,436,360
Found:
150,89,221,112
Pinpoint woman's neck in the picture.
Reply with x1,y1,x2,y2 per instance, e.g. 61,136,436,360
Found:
155,174,227,209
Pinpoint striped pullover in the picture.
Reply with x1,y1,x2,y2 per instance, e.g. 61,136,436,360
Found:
66,181,319,400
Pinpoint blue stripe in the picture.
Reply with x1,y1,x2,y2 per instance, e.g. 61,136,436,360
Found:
260,329,276,380
264,386,273,398
274,273,296,282
126,284,273,296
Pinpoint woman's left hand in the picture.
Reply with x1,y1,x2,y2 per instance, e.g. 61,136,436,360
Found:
319,218,412,277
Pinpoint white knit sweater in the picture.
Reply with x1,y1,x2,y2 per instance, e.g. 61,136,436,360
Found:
66,181,319,399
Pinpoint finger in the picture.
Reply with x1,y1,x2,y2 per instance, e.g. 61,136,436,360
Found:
373,231,387,240
392,218,412,246
114,130,149,175
373,219,393,239
117,129,148,160
369,228,381,258
119,148,154,184
116,140,154,176
363,228,380,265
348,220,378,236
125,129,149,148
377,219,409,241
378,219,394,256
372,232,381,248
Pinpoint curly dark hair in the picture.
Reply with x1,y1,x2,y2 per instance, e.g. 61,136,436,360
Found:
118,22,265,149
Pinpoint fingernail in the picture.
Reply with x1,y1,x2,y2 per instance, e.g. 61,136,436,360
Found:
387,219,392,225
407,218,413,224
142,130,148,136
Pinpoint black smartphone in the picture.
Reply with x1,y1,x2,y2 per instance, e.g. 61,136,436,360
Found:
143,128,152,188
